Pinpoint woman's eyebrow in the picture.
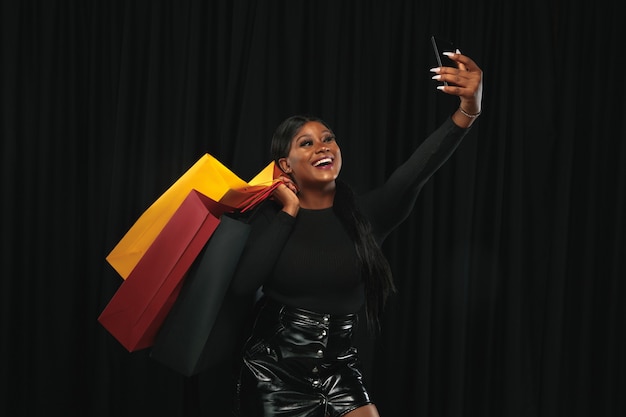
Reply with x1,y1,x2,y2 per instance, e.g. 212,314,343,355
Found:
296,130,331,141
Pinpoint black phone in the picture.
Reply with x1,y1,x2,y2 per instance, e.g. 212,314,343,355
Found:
430,35,457,86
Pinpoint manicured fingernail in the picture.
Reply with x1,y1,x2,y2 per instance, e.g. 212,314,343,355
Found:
432,75,441,80
430,67,441,73
437,86,445,90
443,52,454,57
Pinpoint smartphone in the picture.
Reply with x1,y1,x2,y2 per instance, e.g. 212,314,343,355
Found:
430,35,457,86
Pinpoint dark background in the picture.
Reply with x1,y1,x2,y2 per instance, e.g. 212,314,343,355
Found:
1,1,624,416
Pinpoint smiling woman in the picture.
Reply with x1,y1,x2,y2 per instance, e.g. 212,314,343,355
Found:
273,116,343,211
225,48,482,416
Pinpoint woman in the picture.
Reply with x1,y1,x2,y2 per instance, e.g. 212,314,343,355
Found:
230,51,483,417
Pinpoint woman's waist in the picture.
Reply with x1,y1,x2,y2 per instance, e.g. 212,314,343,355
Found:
261,296,358,328
248,297,360,359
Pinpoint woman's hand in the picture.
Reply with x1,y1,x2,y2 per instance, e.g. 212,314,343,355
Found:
273,176,300,217
431,51,483,128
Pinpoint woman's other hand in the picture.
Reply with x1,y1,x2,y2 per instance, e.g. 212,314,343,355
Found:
431,51,483,127
273,176,300,217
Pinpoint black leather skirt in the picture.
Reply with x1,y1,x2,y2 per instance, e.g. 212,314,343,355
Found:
235,297,371,417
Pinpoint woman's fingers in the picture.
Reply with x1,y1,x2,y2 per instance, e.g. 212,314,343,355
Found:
431,52,482,99
278,176,299,194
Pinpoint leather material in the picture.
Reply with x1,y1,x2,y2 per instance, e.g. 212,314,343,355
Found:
235,297,372,417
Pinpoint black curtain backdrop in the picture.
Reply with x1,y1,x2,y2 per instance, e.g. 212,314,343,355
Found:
2,1,624,416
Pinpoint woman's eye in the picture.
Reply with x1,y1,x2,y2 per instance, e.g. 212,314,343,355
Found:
323,136,335,143
299,140,313,147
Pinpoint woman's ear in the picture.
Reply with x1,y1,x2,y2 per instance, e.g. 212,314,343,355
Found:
278,158,291,173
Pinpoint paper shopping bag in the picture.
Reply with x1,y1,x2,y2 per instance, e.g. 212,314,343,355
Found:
218,161,284,212
98,189,222,352
150,215,253,375
219,182,281,212
106,154,248,279
106,155,279,279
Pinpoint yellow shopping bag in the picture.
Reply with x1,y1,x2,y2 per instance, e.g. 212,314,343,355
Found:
106,154,278,279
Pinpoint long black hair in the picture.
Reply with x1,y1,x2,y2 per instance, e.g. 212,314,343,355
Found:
270,115,396,332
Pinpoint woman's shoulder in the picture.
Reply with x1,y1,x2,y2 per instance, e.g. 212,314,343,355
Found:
239,199,282,224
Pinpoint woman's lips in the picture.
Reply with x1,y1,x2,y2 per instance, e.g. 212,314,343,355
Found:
312,157,333,167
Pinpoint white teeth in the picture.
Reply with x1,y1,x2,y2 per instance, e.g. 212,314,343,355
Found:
313,157,332,167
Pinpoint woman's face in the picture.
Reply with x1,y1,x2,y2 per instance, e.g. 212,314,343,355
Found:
279,121,342,189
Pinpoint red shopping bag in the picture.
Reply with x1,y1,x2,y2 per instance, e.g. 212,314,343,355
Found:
219,182,282,212
98,189,222,352
218,162,283,212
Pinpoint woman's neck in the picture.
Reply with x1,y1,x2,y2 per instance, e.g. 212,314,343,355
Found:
297,185,336,209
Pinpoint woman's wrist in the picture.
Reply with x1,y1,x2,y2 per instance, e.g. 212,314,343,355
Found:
452,107,480,128
281,204,299,218
459,106,481,119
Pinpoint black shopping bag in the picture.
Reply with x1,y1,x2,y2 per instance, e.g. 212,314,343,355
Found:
150,215,253,376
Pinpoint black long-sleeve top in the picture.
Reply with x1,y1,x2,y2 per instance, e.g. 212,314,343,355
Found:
230,117,470,315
